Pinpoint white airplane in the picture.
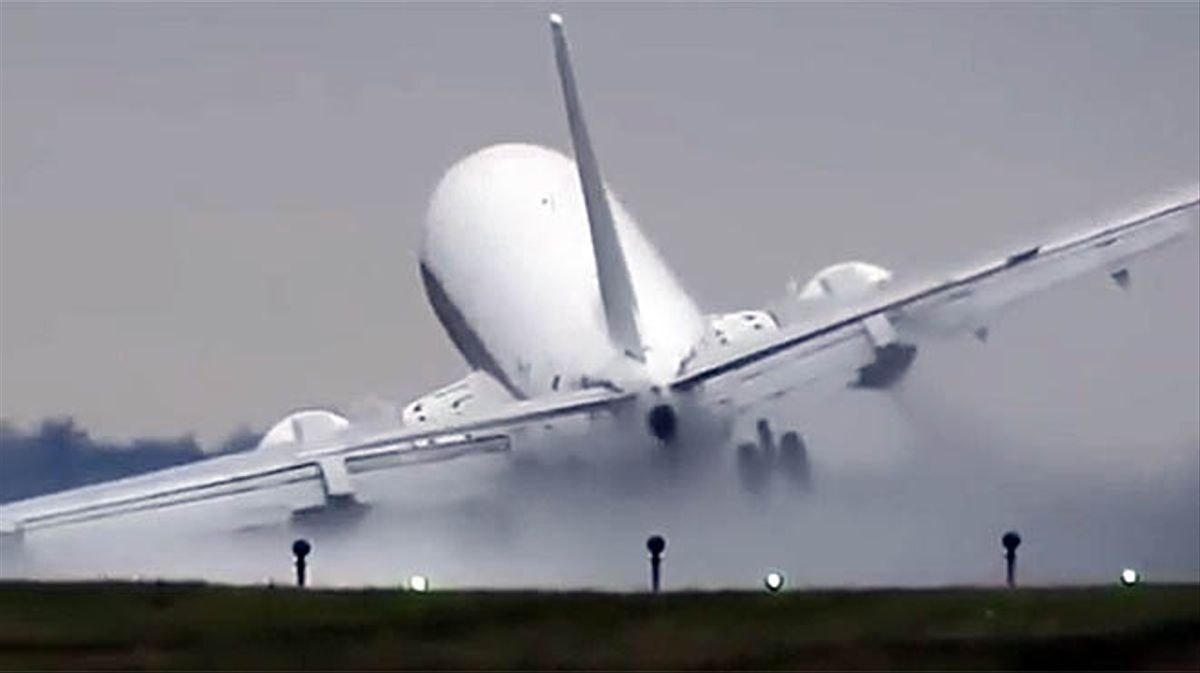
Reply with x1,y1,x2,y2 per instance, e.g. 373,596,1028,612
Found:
1,14,1196,543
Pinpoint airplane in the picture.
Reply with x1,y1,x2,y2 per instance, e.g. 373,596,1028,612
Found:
1,13,1196,546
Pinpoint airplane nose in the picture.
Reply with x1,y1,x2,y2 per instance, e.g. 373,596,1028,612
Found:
646,404,678,443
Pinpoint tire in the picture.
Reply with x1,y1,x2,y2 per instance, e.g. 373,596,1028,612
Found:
778,431,811,491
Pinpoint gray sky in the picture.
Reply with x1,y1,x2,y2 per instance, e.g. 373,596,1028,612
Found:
2,1,1198,451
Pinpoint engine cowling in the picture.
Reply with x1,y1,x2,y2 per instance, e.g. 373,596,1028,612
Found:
793,261,893,302
401,370,511,426
706,310,778,347
786,261,918,389
257,409,350,450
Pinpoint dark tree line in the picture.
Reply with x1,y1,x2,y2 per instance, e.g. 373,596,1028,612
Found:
0,418,260,503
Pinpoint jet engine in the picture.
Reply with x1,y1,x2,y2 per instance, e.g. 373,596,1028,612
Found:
256,408,368,524
257,409,350,450
401,370,511,426
792,261,893,302
787,261,917,389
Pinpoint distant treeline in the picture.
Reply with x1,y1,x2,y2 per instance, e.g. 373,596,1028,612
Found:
0,418,260,504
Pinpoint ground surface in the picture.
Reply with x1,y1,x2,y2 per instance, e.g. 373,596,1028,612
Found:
0,582,1196,670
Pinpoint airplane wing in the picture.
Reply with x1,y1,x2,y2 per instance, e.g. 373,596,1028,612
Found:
4,198,1193,538
672,195,1199,408
0,387,632,537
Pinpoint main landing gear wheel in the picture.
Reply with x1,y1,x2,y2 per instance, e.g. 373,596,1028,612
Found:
735,419,812,496
778,431,811,491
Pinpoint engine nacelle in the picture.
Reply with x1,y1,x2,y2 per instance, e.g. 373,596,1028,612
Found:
401,370,511,426
787,261,917,389
793,261,893,302
706,310,779,347
257,409,350,450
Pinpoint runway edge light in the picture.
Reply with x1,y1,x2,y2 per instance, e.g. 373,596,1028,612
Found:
1120,568,1140,587
764,571,785,593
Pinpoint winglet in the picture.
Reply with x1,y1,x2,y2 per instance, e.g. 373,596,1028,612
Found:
549,14,644,361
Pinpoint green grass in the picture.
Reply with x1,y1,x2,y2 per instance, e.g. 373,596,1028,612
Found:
0,582,1196,670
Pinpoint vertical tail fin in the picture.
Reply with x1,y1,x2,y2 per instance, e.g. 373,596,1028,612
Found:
549,14,644,361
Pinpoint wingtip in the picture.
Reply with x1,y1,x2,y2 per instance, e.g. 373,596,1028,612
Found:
549,13,563,27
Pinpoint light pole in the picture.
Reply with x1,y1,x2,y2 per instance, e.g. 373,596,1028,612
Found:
292,539,311,588
646,535,666,593
1002,531,1021,588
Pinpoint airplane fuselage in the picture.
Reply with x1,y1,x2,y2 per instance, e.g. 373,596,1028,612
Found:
420,143,708,400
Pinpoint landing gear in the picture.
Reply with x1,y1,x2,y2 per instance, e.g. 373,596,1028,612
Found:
778,431,811,490
735,419,812,496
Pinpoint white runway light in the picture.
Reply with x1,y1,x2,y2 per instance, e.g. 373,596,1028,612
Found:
763,571,785,593
1120,568,1141,586
409,574,429,592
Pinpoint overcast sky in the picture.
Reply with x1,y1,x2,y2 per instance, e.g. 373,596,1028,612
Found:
2,2,1197,451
